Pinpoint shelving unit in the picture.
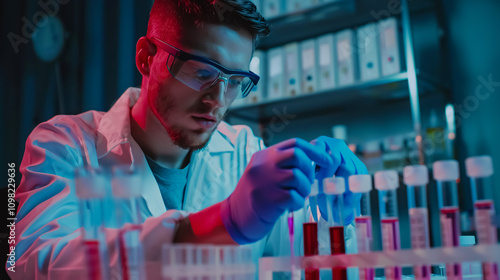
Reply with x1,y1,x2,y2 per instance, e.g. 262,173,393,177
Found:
228,71,444,122
227,0,451,165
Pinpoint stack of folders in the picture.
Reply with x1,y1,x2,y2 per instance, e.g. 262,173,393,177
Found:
258,0,343,19
239,13,401,106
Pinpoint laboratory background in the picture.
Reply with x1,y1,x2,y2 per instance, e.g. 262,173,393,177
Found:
1,0,500,279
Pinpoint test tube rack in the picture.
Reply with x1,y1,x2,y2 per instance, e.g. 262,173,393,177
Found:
259,244,500,280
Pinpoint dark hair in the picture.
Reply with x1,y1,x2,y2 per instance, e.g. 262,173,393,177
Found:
147,0,270,48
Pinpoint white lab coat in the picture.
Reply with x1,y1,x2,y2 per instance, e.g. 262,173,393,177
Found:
8,88,356,279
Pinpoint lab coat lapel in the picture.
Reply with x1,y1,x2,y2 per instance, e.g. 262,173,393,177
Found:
183,131,234,213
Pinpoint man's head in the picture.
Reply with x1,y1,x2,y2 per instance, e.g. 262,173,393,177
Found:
135,0,269,151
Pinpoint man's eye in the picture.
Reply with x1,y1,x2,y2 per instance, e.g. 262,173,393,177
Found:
195,69,213,80
228,77,244,87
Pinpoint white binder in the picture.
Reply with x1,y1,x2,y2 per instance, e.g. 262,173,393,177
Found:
379,17,401,76
316,33,337,90
287,0,312,13
357,22,381,81
248,50,266,104
283,43,301,97
263,0,283,19
267,47,285,100
300,39,319,94
336,29,357,86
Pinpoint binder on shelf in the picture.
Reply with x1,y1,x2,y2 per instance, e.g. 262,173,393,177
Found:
379,17,401,76
357,23,381,81
283,43,301,98
336,29,357,86
300,39,319,94
248,50,266,104
267,47,285,101
316,33,337,91
263,0,284,19
287,0,312,13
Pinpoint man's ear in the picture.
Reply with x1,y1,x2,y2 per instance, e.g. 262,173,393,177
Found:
136,37,157,77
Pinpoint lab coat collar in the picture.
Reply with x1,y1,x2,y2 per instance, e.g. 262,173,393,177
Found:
96,87,139,159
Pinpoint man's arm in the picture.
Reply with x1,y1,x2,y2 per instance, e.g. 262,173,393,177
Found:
8,121,186,279
174,202,237,244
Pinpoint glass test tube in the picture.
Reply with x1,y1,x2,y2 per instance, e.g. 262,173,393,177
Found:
303,180,319,280
433,160,462,280
324,177,347,280
349,174,374,280
404,165,431,280
466,156,499,280
375,170,402,280
75,166,110,280
112,165,146,280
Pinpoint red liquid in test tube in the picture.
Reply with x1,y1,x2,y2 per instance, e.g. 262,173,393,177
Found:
474,200,499,280
329,226,347,280
440,207,462,280
303,222,319,280
381,218,402,280
355,216,374,280
84,240,102,280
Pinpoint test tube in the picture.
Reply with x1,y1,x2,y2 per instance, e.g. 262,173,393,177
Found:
112,165,146,280
375,170,402,280
466,156,499,280
323,177,347,280
303,179,319,280
433,160,462,280
349,174,374,280
74,166,110,280
404,165,431,280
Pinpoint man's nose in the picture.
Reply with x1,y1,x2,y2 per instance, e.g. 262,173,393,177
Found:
202,79,227,108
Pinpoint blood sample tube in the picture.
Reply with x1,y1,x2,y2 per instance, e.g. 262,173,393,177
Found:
324,177,347,280
112,165,146,280
375,170,402,280
75,166,110,280
466,156,499,280
303,180,319,280
433,160,462,280
404,165,431,280
349,174,374,280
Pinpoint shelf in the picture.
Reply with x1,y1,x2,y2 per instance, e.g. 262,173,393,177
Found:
227,71,446,123
258,0,437,50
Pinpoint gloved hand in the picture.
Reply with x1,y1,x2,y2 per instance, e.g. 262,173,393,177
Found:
220,138,333,244
311,136,368,226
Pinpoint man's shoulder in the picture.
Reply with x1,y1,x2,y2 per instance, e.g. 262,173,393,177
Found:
30,110,105,139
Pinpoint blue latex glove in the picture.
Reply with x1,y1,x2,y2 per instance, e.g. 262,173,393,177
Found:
311,136,368,226
220,138,333,244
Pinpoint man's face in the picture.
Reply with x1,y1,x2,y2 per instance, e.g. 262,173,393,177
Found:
147,24,253,150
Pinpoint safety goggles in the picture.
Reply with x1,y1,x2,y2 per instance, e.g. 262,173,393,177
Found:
149,37,259,99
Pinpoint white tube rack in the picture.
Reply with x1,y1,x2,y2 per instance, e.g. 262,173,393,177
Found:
259,244,500,279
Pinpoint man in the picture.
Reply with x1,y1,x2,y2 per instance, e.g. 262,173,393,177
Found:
8,0,367,279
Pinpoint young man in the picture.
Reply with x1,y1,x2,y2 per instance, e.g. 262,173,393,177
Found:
8,0,367,278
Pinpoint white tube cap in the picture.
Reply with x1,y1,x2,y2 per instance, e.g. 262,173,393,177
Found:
74,167,107,199
374,170,399,190
433,160,459,181
323,177,345,195
466,156,493,178
310,179,319,196
349,174,372,193
111,165,142,198
403,165,429,186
